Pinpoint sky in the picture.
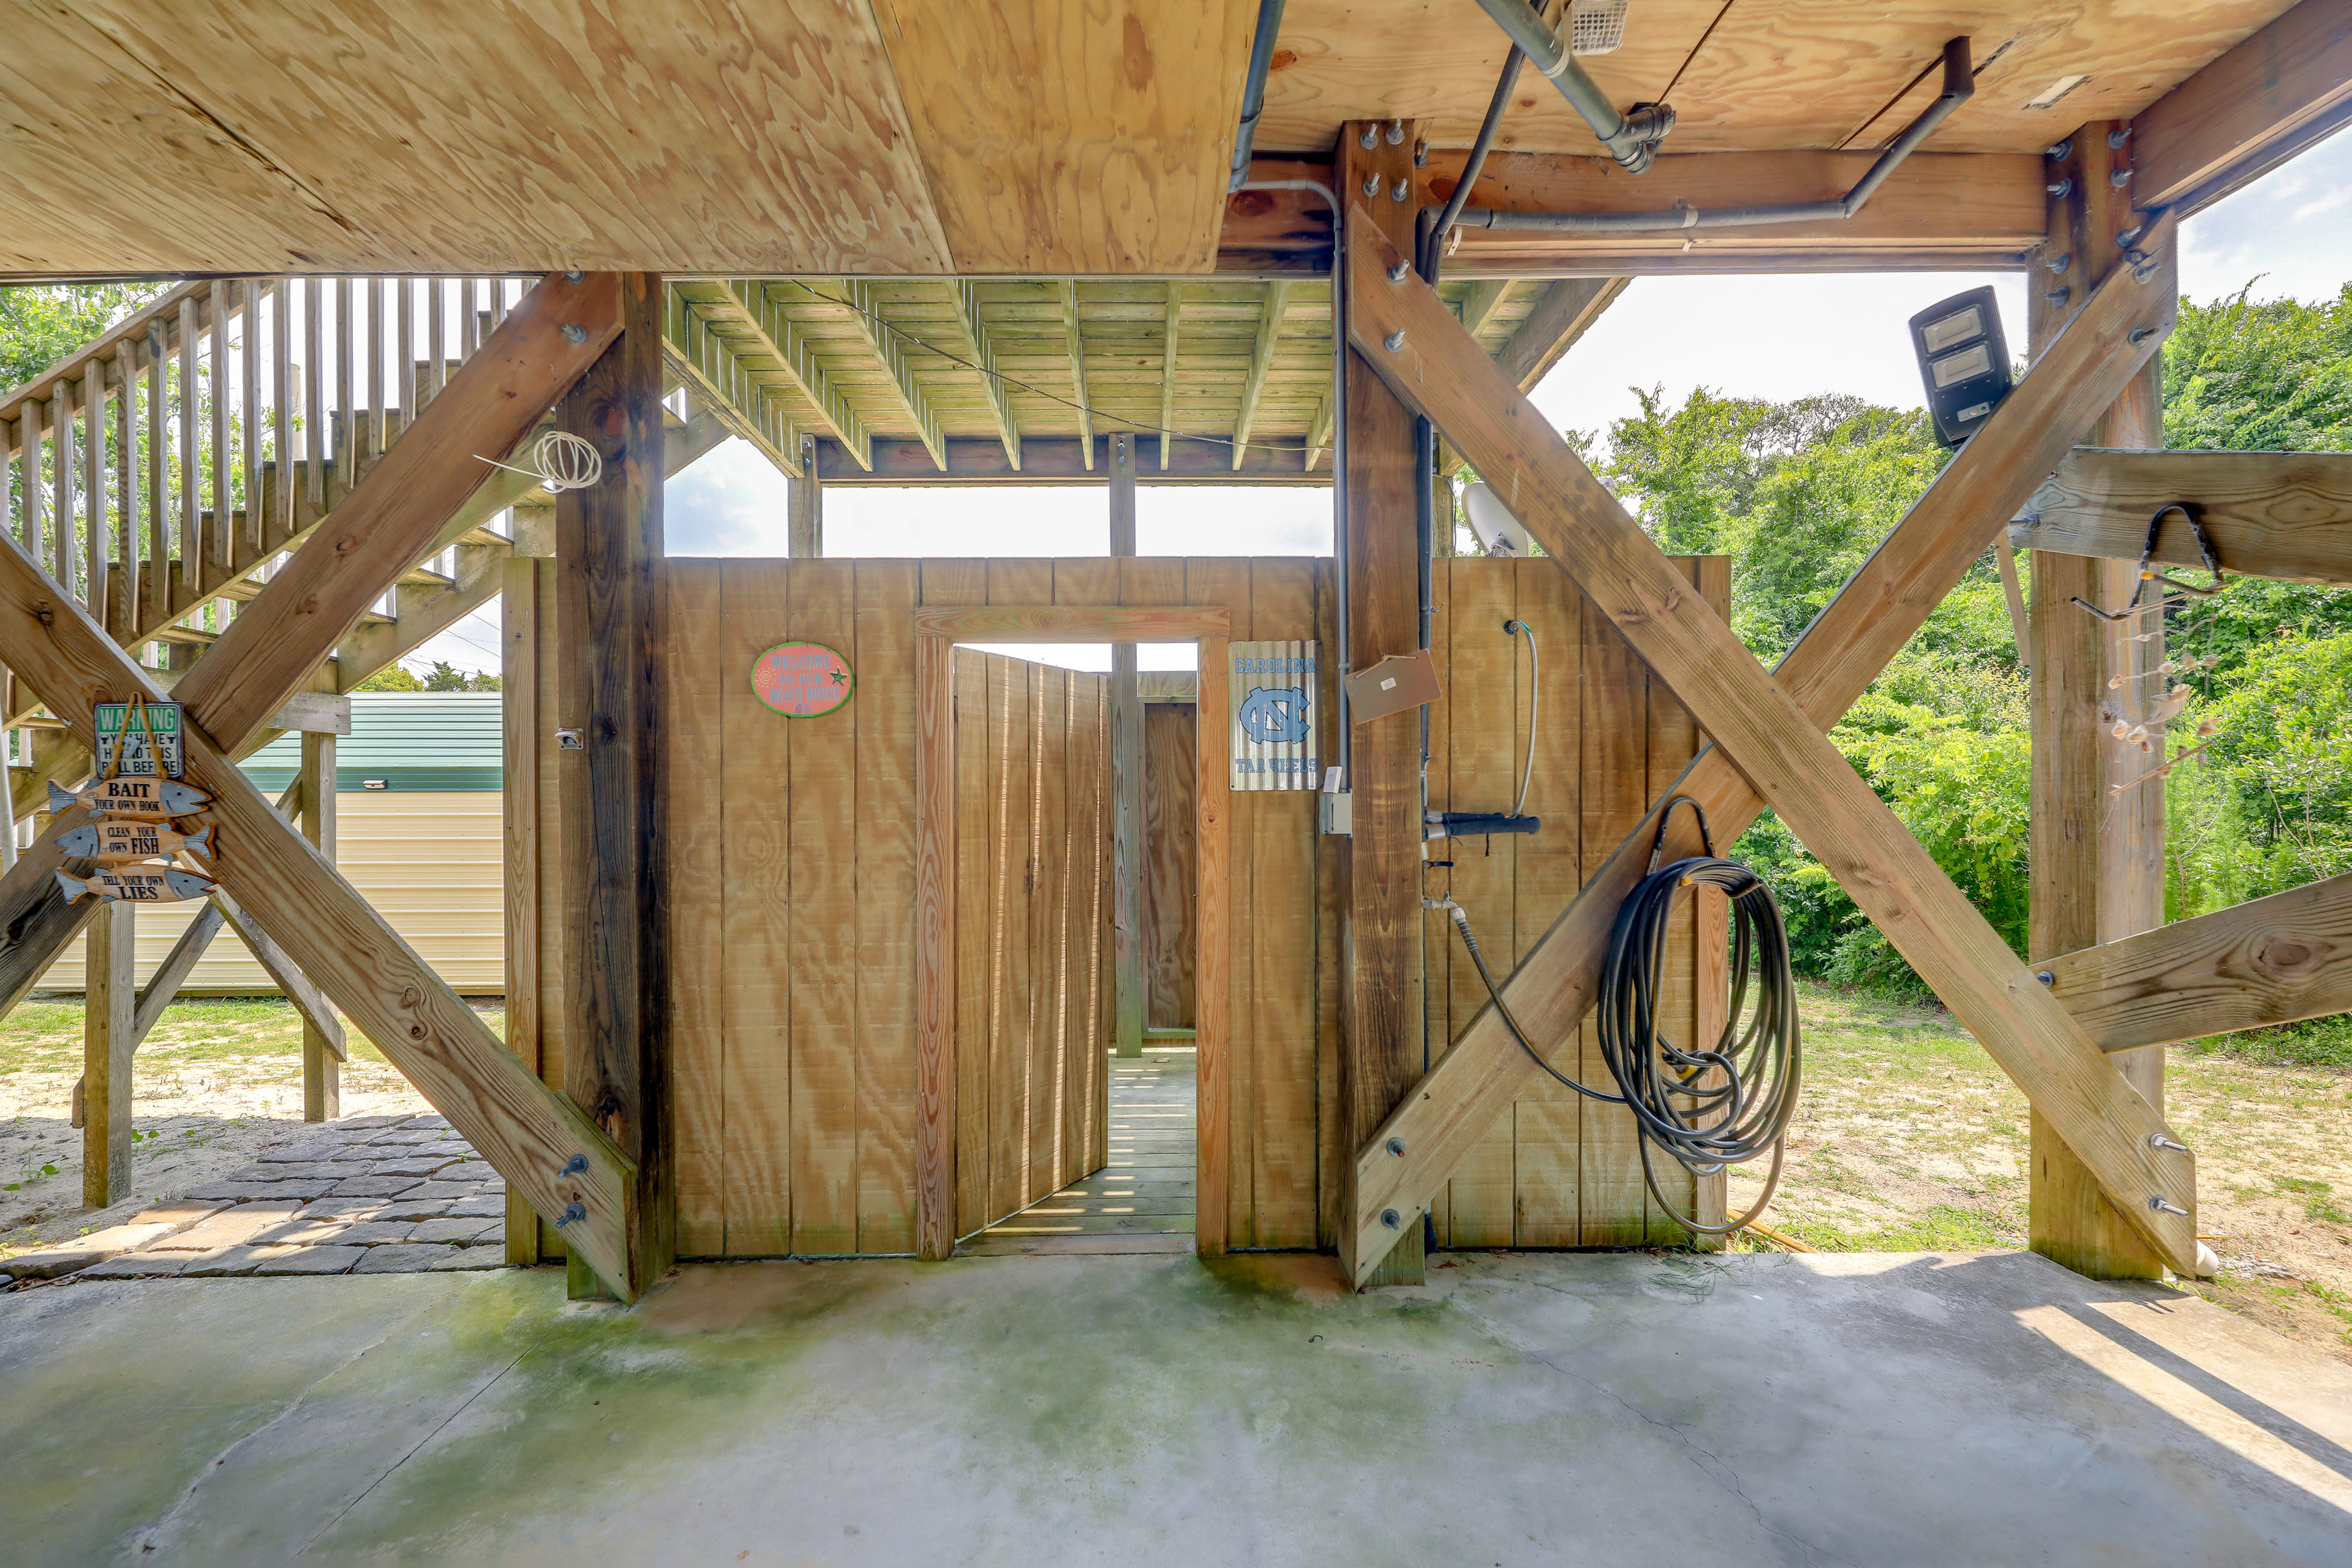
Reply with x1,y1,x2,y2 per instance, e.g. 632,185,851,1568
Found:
410,131,2352,676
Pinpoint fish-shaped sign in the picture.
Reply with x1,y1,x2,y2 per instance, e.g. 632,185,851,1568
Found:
55,865,217,904
48,777,212,821
58,820,214,864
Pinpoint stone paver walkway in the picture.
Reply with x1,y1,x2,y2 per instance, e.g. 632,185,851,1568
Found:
1,1114,507,1283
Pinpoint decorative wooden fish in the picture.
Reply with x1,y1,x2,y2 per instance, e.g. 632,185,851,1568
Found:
58,820,214,864
55,865,217,904
48,777,212,821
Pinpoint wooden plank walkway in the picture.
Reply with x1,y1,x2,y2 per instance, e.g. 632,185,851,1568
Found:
963,1048,1194,1256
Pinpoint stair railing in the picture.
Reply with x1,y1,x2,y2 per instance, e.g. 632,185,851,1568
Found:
1,276,534,838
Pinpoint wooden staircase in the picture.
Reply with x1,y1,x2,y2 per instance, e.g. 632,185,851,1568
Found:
0,277,563,822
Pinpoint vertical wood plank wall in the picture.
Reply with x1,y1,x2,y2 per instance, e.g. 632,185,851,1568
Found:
1142,703,1199,1028
529,555,1725,1257
1422,556,1730,1247
949,648,1113,1238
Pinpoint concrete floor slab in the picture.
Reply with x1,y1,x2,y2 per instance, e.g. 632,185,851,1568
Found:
2,1250,2348,1566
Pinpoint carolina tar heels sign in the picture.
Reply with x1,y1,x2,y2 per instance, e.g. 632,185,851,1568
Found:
1229,641,1320,791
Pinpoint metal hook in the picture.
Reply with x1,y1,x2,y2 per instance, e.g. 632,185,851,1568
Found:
1646,794,1716,872
2133,502,2228,606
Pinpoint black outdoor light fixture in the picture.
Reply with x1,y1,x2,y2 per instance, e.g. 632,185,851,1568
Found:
1908,285,2013,446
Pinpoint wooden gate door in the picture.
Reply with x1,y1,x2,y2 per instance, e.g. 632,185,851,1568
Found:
948,649,1115,1238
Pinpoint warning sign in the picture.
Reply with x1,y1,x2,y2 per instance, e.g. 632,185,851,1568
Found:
94,699,185,779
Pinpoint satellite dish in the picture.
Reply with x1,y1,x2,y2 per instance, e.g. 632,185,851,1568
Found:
1461,483,1532,559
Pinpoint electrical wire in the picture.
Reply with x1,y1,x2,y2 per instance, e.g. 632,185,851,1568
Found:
1438,795,1802,1238
787,282,1329,464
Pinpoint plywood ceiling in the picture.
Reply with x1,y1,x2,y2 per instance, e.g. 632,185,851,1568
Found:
0,0,2305,276
1257,1,2299,156
0,0,1251,276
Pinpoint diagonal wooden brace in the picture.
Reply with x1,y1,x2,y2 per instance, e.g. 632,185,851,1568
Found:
1341,207,2201,1283
0,546,639,1295
1350,217,2185,1284
0,273,622,1018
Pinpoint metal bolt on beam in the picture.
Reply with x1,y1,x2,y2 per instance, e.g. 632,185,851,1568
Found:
1386,1137,1407,1157
2046,177,2073,198
2046,287,2071,309
1384,330,1406,352
2149,1134,2192,1153
1391,177,1411,202
1381,1208,1403,1229
2045,252,2071,274
1359,126,1378,149
1384,119,1404,144
562,1153,589,1176
2116,225,2144,247
2046,138,2072,159
2110,167,2133,188
2107,127,2131,149
2148,1196,2190,1216
1362,175,1381,197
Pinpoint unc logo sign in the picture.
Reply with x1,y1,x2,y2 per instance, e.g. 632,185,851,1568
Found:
1238,686,1310,746
1227,640,1321,791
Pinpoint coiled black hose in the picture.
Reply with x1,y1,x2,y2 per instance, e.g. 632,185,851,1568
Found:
1441,797,1801,1238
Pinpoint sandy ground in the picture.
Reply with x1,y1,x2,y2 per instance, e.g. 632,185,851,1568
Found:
8,989,2348,1363
1730,983,2352,1365
0,999,432,1253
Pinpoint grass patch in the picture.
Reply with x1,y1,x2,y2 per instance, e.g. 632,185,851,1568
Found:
2183,1013,2352,1072
0,996,503,1075
1779,1204,2010,1253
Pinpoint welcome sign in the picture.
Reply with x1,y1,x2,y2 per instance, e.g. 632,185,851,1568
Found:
752,641,854,717
1229,640,1319,791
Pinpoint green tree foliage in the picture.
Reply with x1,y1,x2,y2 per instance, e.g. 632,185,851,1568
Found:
352,660,500,692
0,284,164,391
1585,284,2352,1001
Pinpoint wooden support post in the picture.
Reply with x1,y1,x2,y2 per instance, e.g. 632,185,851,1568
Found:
1337,120,1427,1288
1109,431,1145,1059
81,899,134,1208
502,557,544,1265
556,274,673,1300
2029,124,2170,1280
788,434,822,557
300,731,340,1121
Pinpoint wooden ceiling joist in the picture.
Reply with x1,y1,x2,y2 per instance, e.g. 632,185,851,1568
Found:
813,435,1327,484
823,282,949,472
1456,280,1517,337
1159,284,1185,472
695,280,875,472
2131,0,2352,216
1060,281,1094,470
1493,277,1632,392
662,290,800,477
1230,282,1292,470
946,281,1020,470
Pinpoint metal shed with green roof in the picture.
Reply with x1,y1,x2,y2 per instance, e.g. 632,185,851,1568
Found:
49,693,507,995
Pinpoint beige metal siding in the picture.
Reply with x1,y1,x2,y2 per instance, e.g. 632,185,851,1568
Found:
43,792,504,996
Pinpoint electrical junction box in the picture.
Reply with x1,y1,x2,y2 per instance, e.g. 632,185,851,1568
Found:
1319,790,1352,837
